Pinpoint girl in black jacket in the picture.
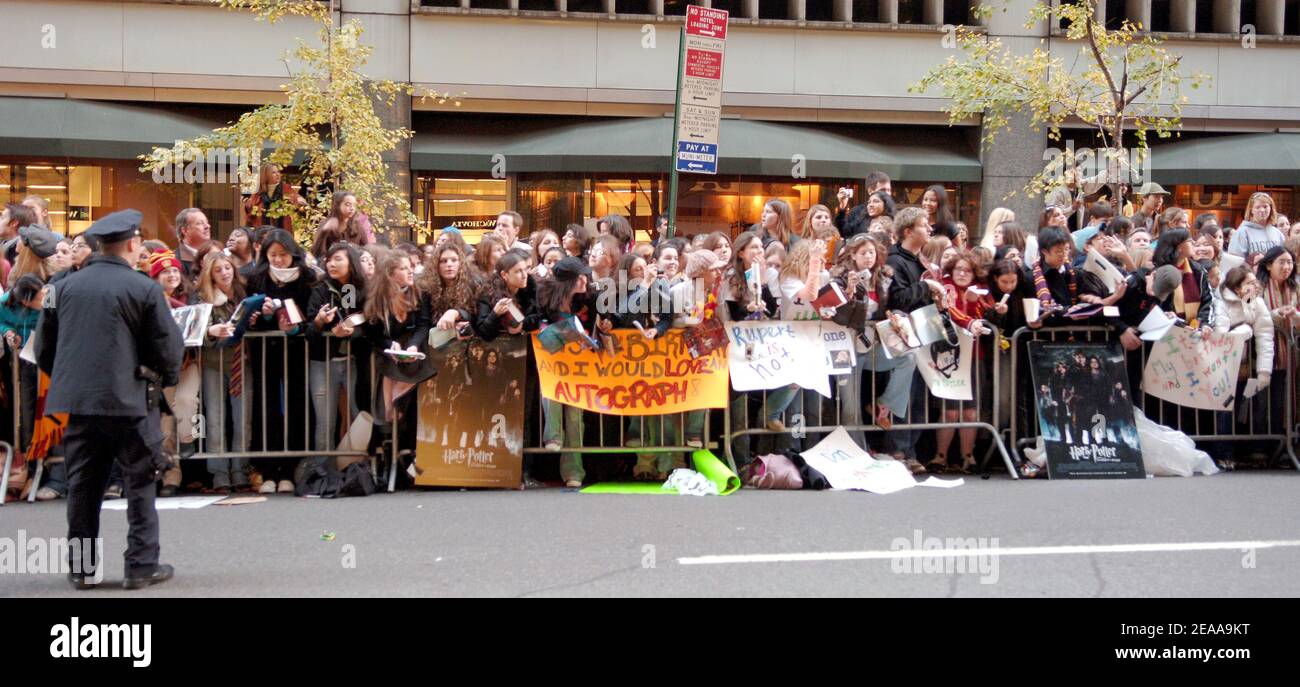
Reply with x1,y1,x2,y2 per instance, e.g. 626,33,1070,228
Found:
473,251,541,341
243,229,317,493
363,251,434,465
305,242,368,469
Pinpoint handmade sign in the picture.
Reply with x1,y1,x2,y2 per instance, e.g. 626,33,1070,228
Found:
915,327,974,401
1029,342,1145,479
799,427,917,494
1142,326,1248,411
726,320,831,397
415,337,528,488
533,328,728,415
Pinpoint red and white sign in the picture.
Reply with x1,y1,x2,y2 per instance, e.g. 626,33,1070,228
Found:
686,5,729,39
676,6,729,175
685,48,723,80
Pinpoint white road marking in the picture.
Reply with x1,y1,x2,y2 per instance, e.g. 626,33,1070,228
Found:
677,540,1300,565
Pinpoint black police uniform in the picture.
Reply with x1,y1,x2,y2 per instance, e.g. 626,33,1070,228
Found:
34,209,184,586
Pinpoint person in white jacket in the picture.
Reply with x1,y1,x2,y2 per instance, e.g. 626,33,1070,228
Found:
1212,265,1274,469
1214,265,1274,387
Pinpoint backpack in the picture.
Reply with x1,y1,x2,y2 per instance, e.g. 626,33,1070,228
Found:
295,461,376,498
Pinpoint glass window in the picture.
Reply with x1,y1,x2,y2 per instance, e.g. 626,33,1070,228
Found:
591,177,663,242
518,175,585,237
1172,185,1297,230
416,175,509,244
3,157,241,244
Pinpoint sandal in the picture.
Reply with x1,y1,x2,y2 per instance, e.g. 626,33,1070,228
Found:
960,455,978,475
874,405,893,429
925,458,948,474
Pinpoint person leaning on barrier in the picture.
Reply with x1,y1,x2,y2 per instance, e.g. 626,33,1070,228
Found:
304,242,369,477
1114,264,1183,350
1031,227,1122,327
35,209,184,590
244,229,318,494
1151,228,1214,333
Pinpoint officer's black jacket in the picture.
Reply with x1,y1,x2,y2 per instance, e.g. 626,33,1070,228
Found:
35,254,184,416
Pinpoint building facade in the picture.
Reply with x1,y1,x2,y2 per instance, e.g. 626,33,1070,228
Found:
1,0,1298,244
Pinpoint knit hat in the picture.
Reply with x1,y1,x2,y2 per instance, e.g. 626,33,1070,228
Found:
148,249,183,280
684,249,725,278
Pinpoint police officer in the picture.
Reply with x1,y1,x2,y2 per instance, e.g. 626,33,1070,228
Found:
35,209,184,590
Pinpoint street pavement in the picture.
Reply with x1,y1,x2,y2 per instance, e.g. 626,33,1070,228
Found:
3,471,1298,597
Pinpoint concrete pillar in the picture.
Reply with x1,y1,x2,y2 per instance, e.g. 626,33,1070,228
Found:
1213,0,1239,33
834,0,852,22
342,0,413,237
880,0,899,23
1257,0,1285,34
978,1,1050,234
789,0,806,21
1127,0,1151,30
1171,0,1195,31
923,0,943,25
743,0,759,18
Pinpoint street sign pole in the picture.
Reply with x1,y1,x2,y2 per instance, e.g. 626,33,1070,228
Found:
666,26,686,240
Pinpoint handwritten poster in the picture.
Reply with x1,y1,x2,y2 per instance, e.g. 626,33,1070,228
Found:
726,321,832,397
915,327,974,401
1142,327,1248,411
532,328,728,415
415,337,528,488
799,427,917,494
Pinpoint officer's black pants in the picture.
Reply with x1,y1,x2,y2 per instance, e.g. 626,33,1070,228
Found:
64,415,162,577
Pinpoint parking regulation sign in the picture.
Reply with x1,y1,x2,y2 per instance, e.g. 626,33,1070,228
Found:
677,141,718,174
674,5,728,175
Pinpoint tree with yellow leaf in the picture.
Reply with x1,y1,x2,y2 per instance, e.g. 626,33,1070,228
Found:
140,0,454,241
913,1,1210,201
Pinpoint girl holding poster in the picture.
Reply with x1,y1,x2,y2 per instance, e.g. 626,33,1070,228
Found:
721,231,781,467
930,251,993,474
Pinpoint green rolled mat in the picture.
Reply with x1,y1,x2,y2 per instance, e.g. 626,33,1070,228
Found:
580,450,740,495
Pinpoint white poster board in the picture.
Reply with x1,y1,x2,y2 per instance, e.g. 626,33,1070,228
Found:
1142,326,1249,410
726,321,831,397
800,427,918,494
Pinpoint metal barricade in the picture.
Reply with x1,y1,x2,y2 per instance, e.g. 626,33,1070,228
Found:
188,331,381,488
720,323,1019,479
1008,325,1300,470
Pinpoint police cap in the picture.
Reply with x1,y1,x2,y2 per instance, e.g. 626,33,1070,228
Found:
85,209,144,244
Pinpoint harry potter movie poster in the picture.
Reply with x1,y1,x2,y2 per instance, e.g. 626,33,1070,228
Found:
1028,342,1145,479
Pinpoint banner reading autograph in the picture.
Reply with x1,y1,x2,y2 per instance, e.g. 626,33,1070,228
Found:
532,329,729,415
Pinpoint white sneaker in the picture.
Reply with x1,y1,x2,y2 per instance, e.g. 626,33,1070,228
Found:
544,440,562,451
277,480,295,494
258,480,277,494
564,479,582,488
685,437,703,449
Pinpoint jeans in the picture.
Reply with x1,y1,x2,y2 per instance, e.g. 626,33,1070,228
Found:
201,361,248,488
307,359,359,471
543,398,584,482
862,353,920,459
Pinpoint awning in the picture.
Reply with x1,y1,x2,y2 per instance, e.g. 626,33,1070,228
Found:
0,96,248,160
411,115,983,181
1149,132,1300,185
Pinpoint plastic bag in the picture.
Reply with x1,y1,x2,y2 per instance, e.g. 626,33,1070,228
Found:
662,469,720,496
1133,409,1221,477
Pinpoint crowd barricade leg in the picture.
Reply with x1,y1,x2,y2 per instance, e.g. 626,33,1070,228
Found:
0,441,12,505
721,325,1018,479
